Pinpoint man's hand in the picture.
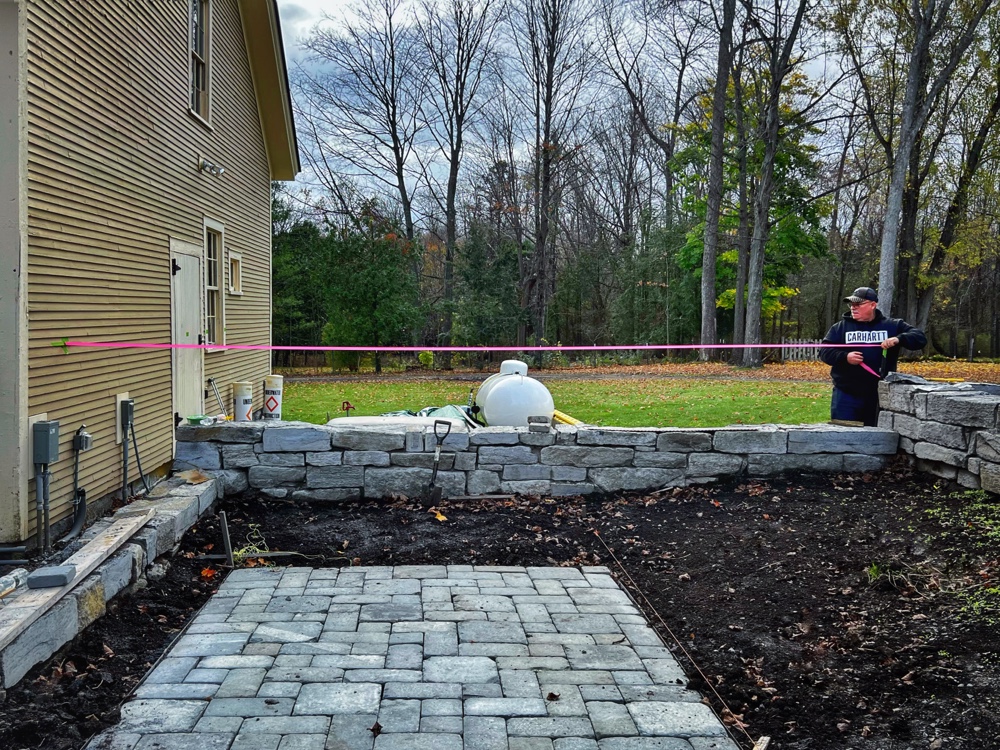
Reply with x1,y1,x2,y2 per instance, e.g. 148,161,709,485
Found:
847,351,864,365
881,337,900,349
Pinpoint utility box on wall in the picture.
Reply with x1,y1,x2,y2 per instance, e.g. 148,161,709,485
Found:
32,421,60,466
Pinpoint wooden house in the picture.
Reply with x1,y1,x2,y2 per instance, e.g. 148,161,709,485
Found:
0,0,299,544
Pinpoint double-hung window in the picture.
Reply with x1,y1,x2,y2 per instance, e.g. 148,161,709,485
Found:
190,0,209,119
204,221,224,346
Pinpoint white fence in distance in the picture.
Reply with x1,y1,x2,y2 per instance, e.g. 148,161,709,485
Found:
781,338,821,361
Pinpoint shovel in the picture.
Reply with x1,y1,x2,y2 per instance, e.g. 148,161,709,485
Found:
426,419,452,503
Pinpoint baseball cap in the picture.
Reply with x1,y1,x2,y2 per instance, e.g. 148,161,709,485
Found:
844,287,878,304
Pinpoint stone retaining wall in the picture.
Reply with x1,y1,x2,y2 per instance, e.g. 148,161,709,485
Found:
174,421,900,501
0,477,218,689
878,374,1000,493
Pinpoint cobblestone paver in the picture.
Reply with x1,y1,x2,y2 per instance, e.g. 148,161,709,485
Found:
85,567,739,750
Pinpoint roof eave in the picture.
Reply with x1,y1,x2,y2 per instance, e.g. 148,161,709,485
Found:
239,0,300,181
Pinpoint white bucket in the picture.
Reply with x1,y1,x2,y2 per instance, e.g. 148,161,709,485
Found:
233,382,253,422
262,374,283,420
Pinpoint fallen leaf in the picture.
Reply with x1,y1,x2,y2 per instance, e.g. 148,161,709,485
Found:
546,692,560,701
369,721,382,737
200,567,218,580
102,644,115,658
176,469,210,484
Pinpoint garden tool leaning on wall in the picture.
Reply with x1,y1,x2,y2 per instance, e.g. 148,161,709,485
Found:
425,419,452,503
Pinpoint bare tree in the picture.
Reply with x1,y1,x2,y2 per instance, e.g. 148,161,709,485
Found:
742,0,809,367
296,0,429,241
835,0,995,315
507,0,597,353
415,0,503,364
598,0,710,225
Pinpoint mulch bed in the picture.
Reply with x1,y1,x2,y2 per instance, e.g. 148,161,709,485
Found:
1,458,998,750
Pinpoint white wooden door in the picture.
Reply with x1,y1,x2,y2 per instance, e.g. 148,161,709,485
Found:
170,240,204,424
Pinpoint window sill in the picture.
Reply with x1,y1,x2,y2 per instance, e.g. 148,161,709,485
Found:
228,290,243,297
188,109,213,132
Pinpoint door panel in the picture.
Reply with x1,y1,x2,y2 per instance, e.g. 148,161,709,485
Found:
170,242,204,424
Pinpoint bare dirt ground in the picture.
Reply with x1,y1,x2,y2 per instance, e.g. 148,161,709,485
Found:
1,459,998,750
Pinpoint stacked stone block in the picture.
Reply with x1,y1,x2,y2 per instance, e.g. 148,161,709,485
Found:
175,420,900,501
0,477,219,688
878,373,1000,493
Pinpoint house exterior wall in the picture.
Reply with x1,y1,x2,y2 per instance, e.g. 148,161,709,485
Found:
19,0,274,542
0,0,30,542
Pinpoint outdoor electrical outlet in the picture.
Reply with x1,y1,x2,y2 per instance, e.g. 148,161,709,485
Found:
115,392,130,445
120,399,135,428
73,430,93,452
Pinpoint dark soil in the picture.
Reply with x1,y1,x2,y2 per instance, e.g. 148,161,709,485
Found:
2,459,998,750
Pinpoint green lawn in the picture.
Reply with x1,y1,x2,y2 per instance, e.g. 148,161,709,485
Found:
282,378,831,427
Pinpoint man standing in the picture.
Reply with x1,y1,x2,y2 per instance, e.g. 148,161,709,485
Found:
819,287,927,426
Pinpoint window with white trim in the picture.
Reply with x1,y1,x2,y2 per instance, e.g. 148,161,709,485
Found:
204,221,224,346
189,0,210,118
228,252,243,295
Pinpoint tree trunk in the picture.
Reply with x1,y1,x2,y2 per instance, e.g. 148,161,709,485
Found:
730,61,749,364
699,0,736,361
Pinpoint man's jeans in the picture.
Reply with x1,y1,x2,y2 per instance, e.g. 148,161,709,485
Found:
831,387,879,427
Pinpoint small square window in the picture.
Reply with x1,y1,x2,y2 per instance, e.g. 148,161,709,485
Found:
229,252,243,295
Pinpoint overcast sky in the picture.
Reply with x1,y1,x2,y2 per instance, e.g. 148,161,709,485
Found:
277,0,340,60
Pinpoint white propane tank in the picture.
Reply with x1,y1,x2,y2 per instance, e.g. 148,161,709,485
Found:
481,373,555,427
475,359,529,412
233,382,253,422
262,375,283,420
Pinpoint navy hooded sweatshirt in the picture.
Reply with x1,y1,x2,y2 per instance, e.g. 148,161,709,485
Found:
819,310,927,398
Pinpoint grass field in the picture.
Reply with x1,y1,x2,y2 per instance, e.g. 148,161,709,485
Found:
281,377,832,427
277,359,999,427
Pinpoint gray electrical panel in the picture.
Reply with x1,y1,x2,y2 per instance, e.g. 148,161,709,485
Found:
33,420,60,465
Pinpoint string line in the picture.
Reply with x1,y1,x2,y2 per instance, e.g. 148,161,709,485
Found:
591,529,757,746
59,340,885,353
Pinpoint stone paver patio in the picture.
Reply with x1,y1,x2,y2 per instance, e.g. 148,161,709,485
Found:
85,566,739,750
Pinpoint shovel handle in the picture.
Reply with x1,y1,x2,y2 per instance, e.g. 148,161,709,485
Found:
434,419,452,443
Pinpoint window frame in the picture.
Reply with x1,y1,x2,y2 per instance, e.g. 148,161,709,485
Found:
189,0,211,126
228,251,243,296
203,218,225,350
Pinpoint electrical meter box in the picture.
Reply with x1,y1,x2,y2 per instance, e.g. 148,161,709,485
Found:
33,420,60,465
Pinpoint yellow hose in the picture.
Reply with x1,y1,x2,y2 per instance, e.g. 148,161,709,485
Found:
552,409,584,426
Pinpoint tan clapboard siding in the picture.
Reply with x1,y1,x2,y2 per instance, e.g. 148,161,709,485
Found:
25,0,273,536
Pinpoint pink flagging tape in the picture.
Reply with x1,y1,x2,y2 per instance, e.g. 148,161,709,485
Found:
59,340,882,353
860,362,882,379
